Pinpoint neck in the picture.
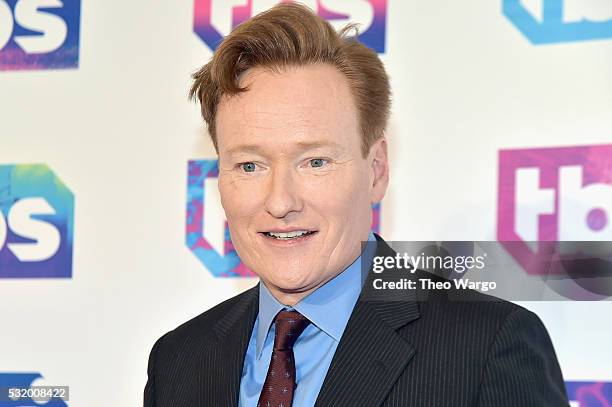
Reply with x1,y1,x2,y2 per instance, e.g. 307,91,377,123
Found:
263,279,330,306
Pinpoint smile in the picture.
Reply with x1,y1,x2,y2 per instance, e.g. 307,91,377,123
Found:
262,230,317,240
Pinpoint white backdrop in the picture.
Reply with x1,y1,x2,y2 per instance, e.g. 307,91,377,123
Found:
1,0,611,406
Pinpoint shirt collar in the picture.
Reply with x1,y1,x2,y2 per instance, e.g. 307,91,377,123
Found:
256,232,377,358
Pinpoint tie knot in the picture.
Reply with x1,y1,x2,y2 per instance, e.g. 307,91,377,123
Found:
273,310,310,351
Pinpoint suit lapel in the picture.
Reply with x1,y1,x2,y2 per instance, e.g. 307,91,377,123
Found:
314,300,419,407
204,284,259,406
315,236,421,407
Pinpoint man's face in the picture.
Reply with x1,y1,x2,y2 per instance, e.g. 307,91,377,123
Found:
216,64,388,303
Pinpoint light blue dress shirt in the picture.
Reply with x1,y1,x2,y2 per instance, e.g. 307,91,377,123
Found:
238,232,376,407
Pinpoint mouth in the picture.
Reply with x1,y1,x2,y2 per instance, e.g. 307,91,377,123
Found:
261,230,318,241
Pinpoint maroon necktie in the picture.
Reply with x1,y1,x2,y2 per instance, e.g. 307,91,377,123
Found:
257,310,310,407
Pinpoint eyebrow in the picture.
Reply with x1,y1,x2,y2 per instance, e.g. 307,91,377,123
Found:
225,140,343,156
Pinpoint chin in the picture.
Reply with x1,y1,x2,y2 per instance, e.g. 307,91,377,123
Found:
264,270,318,292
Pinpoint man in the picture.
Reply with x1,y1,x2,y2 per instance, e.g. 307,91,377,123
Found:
144,3,569,406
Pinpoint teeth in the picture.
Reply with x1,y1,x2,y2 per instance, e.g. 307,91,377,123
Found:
267,230,310,239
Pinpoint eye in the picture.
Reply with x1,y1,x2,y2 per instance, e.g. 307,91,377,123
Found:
240,162,257,172
309,158,328,168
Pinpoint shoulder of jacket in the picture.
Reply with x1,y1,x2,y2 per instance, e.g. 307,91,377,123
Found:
153,284,258,351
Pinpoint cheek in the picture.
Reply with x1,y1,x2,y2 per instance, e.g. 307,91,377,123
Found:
219,176,262,224
302,169,370,213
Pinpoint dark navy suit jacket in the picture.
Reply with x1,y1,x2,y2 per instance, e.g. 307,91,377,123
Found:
144,235,569,406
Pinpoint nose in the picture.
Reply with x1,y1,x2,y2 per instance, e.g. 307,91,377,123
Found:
264,166,303,218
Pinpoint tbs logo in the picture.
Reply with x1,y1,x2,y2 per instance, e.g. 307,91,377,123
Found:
497,144,612,297
186,160,380,277
0,0,81,71
0,164,74,278
193,0,388,53
503,0,612,44
566,381,612,407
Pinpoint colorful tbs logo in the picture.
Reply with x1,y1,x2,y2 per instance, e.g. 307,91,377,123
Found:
193,0,387,53
503,0,612,44
498,144,611,244
497,144,612,297
0,164,74,278
0,0,81,71
186,160,380,277
566,381,612,407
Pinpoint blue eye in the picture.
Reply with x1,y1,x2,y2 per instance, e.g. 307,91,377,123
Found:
310,158,327,168
241,162,256,172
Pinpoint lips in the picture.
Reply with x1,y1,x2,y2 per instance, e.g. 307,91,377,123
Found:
261,230,317,240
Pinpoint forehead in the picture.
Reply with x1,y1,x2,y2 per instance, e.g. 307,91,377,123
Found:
215,64,360,155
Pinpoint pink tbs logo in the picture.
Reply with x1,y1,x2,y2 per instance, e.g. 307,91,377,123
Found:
497,144,612,279
193,0,388,53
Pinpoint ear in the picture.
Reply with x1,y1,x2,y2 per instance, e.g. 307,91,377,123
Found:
368,137,389,204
